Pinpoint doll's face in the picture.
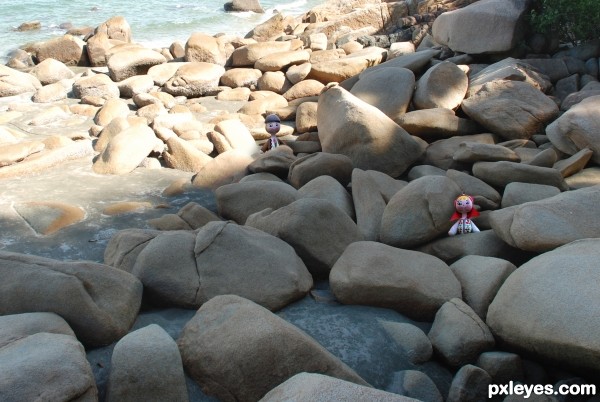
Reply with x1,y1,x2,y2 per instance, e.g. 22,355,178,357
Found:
266,121,280,135
455,196,473,213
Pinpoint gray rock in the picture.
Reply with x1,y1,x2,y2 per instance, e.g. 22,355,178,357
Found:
432,0,532,54
177,295,369,402
395,108,481,141
106,324,188,402
449,255,516,320
0,250,142,347
0,312,75,348
487,238,600,374
246,198,363,277
215,180,298,224
501,182,561,208
453,142,521,163
417,230,531,265
476,351,524,384
386,370,443,402
423,133,495,170
351,168,386,241
0,333,97,401
468,57,552,94
446,169,501,210
546,95,600,164
553,148,593,178
298,175,355,219
565,167,600,189
259,372,417,402
366,170,408,203
288,152,353,189
380,176,462,248
380,322,433,364
330,241,461,321
489,185,600,251
428,298,495,367
473,161,568,190
407,165,446,181
104,228,162,273
446,364,492,402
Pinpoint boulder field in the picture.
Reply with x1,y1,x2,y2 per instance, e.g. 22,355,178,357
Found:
1,0,600,400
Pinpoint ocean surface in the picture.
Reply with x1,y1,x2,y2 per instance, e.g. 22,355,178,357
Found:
0,0,326,63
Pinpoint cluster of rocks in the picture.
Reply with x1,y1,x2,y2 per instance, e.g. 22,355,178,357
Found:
2,0,600,400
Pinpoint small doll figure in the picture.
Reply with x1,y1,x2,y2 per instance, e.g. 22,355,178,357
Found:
448,194,480,235
261,114,284,153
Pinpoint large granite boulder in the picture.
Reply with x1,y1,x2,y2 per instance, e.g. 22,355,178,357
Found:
462,80,559,140
127,222,312,310
107,46,166,81
177,295,368,402
0,251,142,346
185,33,228,66
330,241,462,321
487,238,600,374
164,62,225,97
260,373,418,402
488,185,600,252
0,333,97,401
350,67,415,122
35,34,88,66
432,0,531,54
413,61,468,110
106,324,188,402
246,198,363,278
29,58,75,85
317,85,424,177
546,95,600,164
395,108,480,141
0,65,42,97
380,176,462,248
215,180,298,224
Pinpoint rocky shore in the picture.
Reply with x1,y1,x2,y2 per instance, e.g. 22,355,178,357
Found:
1,0,600,401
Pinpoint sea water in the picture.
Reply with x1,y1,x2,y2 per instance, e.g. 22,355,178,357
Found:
0,0,326,63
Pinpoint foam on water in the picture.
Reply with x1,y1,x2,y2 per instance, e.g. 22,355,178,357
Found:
0,0,325,63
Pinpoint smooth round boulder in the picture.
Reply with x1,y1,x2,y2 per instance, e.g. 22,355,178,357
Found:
164,62,226,97
93,125,158,175
72,73,120,99
106,324,188,402
29,58,75,85
185,33,227,65
246,198,363,278
0,65,42,97
330,241,462,321
317,85,424,178
380,176,462,248
177,295,368,402
413,61,468,110
487,238,600,374
288,152,353,189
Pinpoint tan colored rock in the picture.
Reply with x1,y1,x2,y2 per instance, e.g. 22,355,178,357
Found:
29,58,75,85
117,75,154,98
147,62,186,86
432,0,530,54
0,250,142,346
295,101,318,133
0,141,45,167
317,85,423,177
245,13,297,42
257,71,292,94
214,119,260,156
283,79,324,102
414,61,468,110
185,33,227,65
462,80,559,140
308,47,387,83
86,31,116,67
286,62,311,85
191,149,254,189
546,95,600,164
0,65,42,97
35,35,88,66
94,98,131,126
107,47,166,82
395,108,480,141
216,87,251,101
93,125,158,174
350,67,414,121
330,241,461,321
163,133,212,172
96,16,132,43
255,50,311,72
12,201,84,235
232,41,293,67
164,62,225,97
177,295,367,402
220,68,262,88
72,73,120,99
238,92,288,115
32,82,69,103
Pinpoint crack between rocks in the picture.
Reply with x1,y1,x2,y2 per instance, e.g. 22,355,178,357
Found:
193,222,229,304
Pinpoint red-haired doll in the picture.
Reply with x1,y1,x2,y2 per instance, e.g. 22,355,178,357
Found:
448,194,480,235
